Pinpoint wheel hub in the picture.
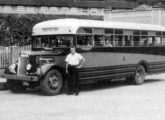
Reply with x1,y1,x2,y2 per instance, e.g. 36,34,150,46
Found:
136,70,144,81
49,75,59,88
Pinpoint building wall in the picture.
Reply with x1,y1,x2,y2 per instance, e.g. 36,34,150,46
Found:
105,10,153,24
0,5,104,16
161,9,165,26
152,9,160,25
104,8,165,26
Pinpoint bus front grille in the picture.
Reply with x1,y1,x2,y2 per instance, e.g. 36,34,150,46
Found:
17,57,28,76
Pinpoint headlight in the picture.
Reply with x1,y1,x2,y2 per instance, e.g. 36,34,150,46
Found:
9,64,16,70
26,64,32,71
9,63,17,74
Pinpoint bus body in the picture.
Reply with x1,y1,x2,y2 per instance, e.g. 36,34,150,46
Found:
2,18,165,95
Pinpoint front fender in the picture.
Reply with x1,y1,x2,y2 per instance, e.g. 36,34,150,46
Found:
36,63,57,75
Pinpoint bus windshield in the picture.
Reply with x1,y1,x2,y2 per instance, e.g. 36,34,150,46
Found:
33,35,73,49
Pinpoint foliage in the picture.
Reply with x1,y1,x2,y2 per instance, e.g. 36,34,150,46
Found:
126,0,165,5
0,14,47,46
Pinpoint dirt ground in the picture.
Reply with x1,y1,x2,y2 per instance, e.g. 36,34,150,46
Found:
0,74,165,120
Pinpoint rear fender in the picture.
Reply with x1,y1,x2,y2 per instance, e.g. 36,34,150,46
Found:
138,60,149,73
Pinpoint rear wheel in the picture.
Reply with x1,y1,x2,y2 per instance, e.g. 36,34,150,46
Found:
7,79,26,93
133,65,146,85
40,70,63,96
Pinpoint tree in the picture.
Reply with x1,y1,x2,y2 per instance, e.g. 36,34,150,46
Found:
0,14,47,46
126,0,165,5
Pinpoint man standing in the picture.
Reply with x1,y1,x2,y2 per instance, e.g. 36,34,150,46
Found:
65,47,85,95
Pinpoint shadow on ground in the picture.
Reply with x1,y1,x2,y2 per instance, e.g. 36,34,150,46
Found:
0,82,8,91
1,78,164,96
79,78,164,93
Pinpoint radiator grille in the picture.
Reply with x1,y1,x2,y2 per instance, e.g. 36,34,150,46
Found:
17,57,28,76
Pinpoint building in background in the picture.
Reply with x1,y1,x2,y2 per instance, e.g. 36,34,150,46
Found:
0,0,136,20
104,4,165,26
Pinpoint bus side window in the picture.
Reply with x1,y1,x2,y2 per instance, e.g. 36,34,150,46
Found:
133,36,140,46
105,35,113,47
162,36,165,46
155,36,161,46
140,36,148,46
149,36,155,46
94,35,104,47
115,36,123,46
77,35,92,47
49,36,57,48
114,29,123,46
41,36,49,47
35,37,41,48
133,30,140,46
124,35,131,46
65,36,73,47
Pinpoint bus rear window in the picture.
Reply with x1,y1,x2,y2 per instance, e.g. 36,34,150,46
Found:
33,35,73,48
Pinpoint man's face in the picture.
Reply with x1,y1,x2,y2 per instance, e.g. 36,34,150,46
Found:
70,48,76,54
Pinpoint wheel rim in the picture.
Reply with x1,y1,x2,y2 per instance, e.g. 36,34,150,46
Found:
48,74,59,90
136,68,145,82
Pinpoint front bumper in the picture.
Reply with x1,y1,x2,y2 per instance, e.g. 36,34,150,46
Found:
0,73,38,81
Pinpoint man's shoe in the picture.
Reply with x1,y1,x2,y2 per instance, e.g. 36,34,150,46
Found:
67,92,74,95
75,91,79,96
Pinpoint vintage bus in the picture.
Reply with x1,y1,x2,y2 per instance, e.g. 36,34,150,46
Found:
2,18,165,95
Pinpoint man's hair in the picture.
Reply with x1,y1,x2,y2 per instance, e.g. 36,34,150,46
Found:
70,46,75,49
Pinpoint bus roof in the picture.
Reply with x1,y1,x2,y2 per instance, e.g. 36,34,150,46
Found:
32,18,165,36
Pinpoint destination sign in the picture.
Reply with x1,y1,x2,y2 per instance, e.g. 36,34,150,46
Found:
42,27,59,32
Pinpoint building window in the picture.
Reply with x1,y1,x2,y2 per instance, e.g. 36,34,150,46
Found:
81,8,89,14
74,0,104,1
40,7,49,13
90,8,98,14
26,7,35,13
70,7,79,14
50,7,58,14
3,6,12,12
61,7,70,14
17,6,25,12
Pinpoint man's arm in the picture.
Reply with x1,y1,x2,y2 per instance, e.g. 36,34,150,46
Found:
77,57,85,68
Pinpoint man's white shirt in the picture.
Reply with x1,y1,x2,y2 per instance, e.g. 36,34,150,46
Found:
65,53,83,66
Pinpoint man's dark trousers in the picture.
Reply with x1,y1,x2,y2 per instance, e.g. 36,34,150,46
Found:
67,65,79,95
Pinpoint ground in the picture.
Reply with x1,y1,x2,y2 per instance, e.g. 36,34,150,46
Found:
0,74,165,120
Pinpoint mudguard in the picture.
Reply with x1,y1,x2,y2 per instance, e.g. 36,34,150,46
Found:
36,63,59,76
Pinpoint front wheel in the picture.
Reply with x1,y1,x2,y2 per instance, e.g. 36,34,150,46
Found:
133,65,146,85
40,70,63,96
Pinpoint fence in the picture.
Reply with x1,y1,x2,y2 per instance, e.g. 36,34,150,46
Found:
0,47,11,69
0,45,31,69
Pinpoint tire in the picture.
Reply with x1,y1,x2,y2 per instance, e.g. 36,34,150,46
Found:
7,79,26,93
133,65,146,85
40,69,63,96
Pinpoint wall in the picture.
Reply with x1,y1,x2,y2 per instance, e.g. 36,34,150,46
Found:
0,5,104,16
104,7,165,26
